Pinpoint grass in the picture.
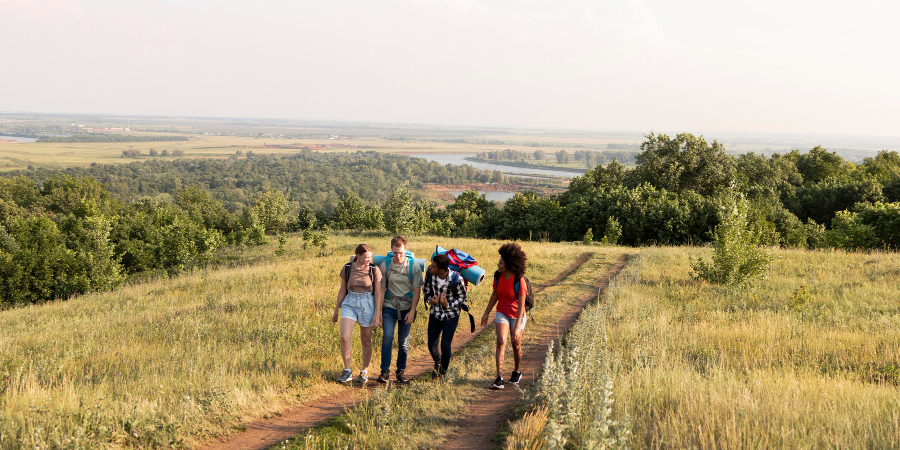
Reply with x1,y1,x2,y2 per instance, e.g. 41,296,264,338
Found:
0,233,617,449
276,248,628,450
520,246,900,449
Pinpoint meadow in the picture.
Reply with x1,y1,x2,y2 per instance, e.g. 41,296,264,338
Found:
506,246,900,449
0,125,643,173
0,233,615,449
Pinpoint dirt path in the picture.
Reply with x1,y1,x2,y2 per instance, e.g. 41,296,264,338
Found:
198,253,593,450
440,253,631,450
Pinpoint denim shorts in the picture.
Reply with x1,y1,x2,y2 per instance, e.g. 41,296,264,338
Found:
341,291,376,327
495,311,527,332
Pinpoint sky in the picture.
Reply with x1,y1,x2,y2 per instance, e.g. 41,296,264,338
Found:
2,0,899,136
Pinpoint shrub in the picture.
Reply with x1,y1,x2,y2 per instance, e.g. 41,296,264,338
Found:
600,217,621,245
582,228,593,245
691,190,773,286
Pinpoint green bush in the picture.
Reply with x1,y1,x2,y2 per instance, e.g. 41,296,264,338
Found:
691,191,773,286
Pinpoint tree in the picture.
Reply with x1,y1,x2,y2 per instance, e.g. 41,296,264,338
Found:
794,146,846,184
251,190,292,234
382,183,416,235
500,192,562,241
556,150,569,164
534,149,545,160
862,150,900,185
447,190,494,236
691,190,772,286
332,192,368,231
632,132,736,196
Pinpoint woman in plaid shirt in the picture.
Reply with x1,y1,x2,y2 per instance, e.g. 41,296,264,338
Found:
423,253,467,378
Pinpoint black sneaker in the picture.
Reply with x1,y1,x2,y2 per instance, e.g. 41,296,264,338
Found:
395,370,408,384
510,370,522,385
376,370,390,384
490,376,505,389
432,362,442,379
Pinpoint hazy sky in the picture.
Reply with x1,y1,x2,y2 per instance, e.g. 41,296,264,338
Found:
2,0,898,136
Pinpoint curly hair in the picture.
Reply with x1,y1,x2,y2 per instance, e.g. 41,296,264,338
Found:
498,242,527,276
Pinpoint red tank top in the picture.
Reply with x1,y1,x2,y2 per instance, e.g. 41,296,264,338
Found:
494,273,527,318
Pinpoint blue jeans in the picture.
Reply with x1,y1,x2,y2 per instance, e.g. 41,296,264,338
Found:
380,307,412,372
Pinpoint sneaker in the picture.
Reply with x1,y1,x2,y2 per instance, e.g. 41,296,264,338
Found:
510,370,522,385
490,376,505,390
355,371,368,384
337,369,353,383
395,370,408,384
376,370,390,384
431,362,442,379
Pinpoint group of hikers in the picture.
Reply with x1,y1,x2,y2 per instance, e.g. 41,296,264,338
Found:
332,236,529,389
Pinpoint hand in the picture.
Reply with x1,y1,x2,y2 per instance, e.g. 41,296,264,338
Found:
375,314,383,328
513,326,523,342
332,309,339,323
404,310,416,325
440,293,448,307
480,314,489,328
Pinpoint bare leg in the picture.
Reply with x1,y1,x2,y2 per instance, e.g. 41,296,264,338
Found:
340,318,356,370
494,323,509,378
359,326,373,372
510,327,523,372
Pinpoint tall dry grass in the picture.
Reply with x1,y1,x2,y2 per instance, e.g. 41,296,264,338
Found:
606,247,900,448
0,234,605,449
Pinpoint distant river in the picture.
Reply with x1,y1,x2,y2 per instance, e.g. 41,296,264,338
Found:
410,153,584,178
0,135,38,143
448,190,517,202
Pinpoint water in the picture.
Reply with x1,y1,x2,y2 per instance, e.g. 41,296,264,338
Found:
448,190,517,202
0,135,38,143
410,153,584,178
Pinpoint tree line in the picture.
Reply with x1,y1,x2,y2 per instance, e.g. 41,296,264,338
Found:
0,151,505,307
3,136,899,307
37,135,190,143
451,133,900,249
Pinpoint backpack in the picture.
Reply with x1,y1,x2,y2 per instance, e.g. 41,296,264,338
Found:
384,250,416,299
343,260,377,293
493,271,535,312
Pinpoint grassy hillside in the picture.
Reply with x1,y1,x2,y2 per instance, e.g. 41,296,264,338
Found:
0,234,600,449
505,246,900,449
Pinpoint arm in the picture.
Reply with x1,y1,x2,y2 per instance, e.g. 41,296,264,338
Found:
424,276,438,306
444,275,466,309
513,282,526,338
405,287,421,325
374,278,384,327
481,291,499,328
333,272,348,323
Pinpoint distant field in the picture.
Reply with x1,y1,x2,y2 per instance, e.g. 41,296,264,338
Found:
0,128,643,172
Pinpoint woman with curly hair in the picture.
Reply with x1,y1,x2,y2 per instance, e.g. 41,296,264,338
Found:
480,242,528,390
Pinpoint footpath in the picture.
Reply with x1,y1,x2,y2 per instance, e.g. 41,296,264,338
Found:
201,252,627,450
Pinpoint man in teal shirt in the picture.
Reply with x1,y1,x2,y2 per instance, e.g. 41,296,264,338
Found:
376,235,424,384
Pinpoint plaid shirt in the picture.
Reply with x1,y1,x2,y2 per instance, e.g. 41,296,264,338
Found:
423,269,467,321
